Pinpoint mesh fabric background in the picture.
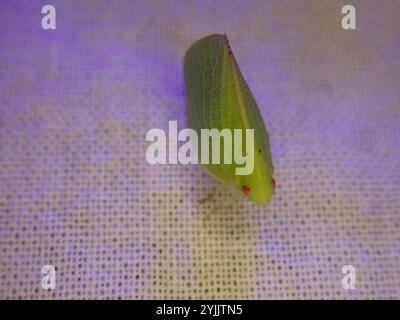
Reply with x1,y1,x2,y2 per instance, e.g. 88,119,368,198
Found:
0,0,399,299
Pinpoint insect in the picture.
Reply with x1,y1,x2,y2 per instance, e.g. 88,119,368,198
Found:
184,34,275,220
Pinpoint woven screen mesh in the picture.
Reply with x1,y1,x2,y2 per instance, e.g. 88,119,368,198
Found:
0,0,399,299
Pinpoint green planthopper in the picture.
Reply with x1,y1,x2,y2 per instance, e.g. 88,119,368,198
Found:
184,34,275,220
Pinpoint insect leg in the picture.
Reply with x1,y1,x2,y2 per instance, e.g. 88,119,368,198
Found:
202,191,242,222
198,183,227,204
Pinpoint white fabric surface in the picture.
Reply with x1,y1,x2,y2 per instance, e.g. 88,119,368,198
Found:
0,0,399,299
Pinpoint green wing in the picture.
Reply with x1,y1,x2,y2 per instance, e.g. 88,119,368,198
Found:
184,34,275,205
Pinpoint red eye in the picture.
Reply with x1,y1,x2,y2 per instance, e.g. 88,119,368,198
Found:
270,179,276,189
242,185,251,196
